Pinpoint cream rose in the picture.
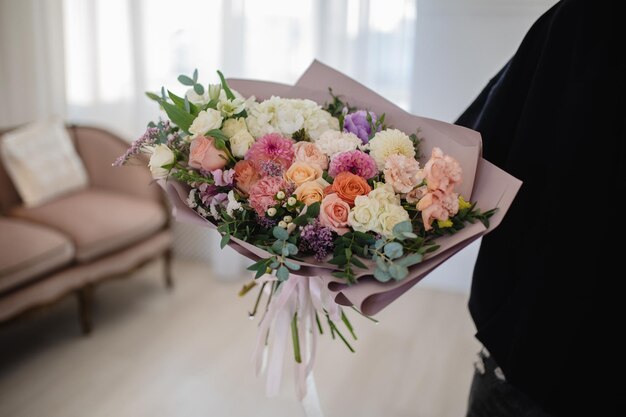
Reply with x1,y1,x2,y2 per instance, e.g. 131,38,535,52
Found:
377,203,410,238
294,179,327,205
229,130,255,158
368,183,400,207
292,141,329,170
221,117,248,138
283,162,322,186
189,109,223,137
148,144,175,179
348,195,381,233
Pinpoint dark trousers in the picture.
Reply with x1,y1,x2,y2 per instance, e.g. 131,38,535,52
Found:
466,350,553,417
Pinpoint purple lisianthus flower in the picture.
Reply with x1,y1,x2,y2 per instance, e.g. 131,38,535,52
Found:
343,110,379,144
211,168,235,186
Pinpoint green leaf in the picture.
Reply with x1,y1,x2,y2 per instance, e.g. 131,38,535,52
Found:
374,255,387,271
178,74,194,86
284,260,301,271
160,101,196,132
192,68,198,83
168,90,198,114
217,70,236,100
220,233,230,249
271,241,283,253
276,265,289,281
374,268,392,282
286,243,298,255
350,257,367,269
402,232,418,239
145,91,161,102
396,252,423,267
293,215,310,226
281,246,290,257
388,264,409,280
206,129,229,143
254,267,266,279
272,227,289,241
194,83,204,95
305,202,320,218
384,242,403,259
328,255,347,266
392,220,413,235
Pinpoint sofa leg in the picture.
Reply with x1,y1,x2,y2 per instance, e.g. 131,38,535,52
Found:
164,248,174,290
77,287,93,335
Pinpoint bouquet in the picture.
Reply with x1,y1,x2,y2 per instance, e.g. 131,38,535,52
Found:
116,61,521,403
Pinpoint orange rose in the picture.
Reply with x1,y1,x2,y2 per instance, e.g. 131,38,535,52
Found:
189,135,228,171
325,171,372,206
233,160,259,196
284,161,322,186
294,180,325,205
319,193,350,235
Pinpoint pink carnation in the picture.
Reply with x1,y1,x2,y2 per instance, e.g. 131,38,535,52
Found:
384,154,424,194
245,133,294,173
423,147,462,194
328,150,377,179
416,190,460,231
249,176,290,216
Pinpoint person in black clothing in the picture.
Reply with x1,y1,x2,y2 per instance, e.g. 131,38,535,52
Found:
456,1,624,416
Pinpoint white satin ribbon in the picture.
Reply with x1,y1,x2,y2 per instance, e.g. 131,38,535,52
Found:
252,274,342,415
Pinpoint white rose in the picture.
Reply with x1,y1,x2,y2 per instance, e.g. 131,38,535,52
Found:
148,144,175,179
222,117,248,138
348,195,381,233
189,109,223,137
218,97,246,118
377,203,410,238
229,130,255,158
368,183,400,207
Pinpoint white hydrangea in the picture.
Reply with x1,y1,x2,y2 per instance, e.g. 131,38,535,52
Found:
314,131,361,158
368,128,416,170
246,96,339,140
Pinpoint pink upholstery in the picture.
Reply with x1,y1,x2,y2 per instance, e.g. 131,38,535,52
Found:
0,231,171,322
0,218,74,293
70,126,162,204
11,189,166,263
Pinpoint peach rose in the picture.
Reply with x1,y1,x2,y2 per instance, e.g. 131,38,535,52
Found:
325,171,372,206
189,136,228,171
284,161,322,186
233,160,260,196
423,147,462,194
319,193,351,235
294,180,326,205
293,141,329,171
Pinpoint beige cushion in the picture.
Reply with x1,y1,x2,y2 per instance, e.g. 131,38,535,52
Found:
0,119,88,207
11,189,166,263
0,218,74,293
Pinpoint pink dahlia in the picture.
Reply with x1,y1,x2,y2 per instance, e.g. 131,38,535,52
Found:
245,133,294,175
249,176,290,216
328,150,378,179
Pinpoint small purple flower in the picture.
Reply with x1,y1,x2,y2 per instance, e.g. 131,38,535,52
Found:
256,214,278,229
343,110,380,144
328,150,378,179
299,220,335,261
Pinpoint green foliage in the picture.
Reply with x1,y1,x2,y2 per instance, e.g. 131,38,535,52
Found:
330,231,375,284
217,70,236,100
324,88,357,130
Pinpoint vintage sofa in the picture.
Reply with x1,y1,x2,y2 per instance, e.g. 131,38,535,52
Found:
0,125,172,333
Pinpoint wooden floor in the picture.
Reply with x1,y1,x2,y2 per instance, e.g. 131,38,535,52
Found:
0,259,479,417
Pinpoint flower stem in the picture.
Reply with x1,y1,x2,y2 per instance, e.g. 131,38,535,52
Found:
291,313,302,363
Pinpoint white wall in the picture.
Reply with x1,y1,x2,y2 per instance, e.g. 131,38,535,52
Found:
412,0,556,293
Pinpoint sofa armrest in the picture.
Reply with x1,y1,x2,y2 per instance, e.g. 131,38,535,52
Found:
70,125,163,205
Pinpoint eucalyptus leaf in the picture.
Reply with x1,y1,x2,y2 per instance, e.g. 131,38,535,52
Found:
272,227,288,241
374,268,392,282
271,241,283,252
284,260,301,271
286,243,298,255
374,256,387,271
276,265,289,281
388,264,408,280
383,242,403,259
178,74,194,86
192,68,198,83
396,252,423,267
194,83,204,95
392,220,413,235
